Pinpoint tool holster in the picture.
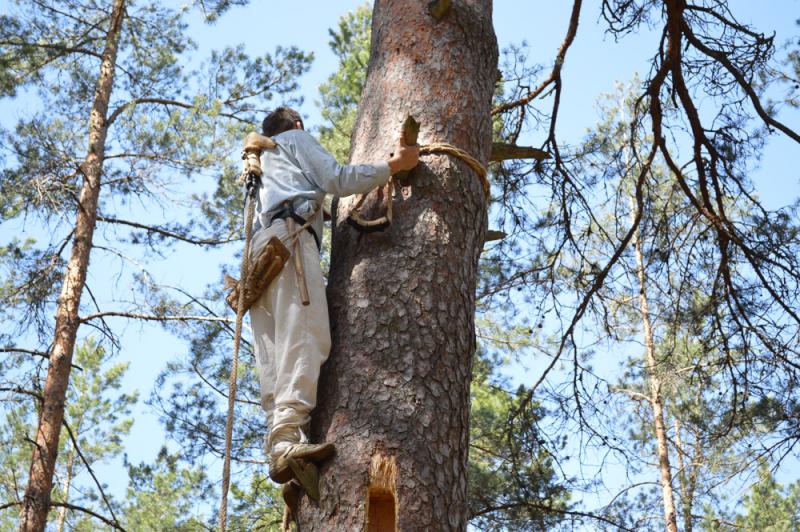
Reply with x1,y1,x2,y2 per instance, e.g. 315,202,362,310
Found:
225,236,291,312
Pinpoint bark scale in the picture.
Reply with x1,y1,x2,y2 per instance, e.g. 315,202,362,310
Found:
19,2,126,530
296,1,497,530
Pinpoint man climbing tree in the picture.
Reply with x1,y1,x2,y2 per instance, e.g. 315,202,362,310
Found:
233,107,418,499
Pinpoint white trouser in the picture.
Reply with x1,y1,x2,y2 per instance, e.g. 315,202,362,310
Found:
248,220,331,452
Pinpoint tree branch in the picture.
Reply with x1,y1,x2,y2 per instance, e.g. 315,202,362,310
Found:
491,0,582,116
106,97,251,127
0,501,21,511
0,40,103,60
61,418,120,529
0,347,84,371
0,387,43,402
96,215,238,246
79,311,234,324
679,21,799,144
471,501,635,531
49,501,127,531
489,142,550,162
0,347,48,360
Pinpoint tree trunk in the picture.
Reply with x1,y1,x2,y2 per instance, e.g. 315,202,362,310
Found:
297,1,497,530
19,1,125,530
632,220,679,532
55,448,76,532
674,418,694,532
620,91,678,531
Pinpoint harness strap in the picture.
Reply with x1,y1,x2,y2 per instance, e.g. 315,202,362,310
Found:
270,201,321,250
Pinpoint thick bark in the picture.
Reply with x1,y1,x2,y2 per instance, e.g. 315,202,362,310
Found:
19,2,125,530
297,1,497,530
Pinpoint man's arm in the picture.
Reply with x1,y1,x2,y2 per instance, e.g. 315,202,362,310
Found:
291,130,419,197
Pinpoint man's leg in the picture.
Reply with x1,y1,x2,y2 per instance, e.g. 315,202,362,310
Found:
268,227,331,450
248,227,280,449
254,224,332,487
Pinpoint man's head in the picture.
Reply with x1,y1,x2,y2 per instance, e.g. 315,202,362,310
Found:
262,107,304,137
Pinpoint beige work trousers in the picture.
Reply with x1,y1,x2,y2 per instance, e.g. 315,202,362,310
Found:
248,220,331,450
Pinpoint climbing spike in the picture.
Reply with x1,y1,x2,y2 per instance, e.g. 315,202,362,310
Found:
288,458,321,502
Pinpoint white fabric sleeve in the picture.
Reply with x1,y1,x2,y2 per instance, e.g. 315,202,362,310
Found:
291,131,391,197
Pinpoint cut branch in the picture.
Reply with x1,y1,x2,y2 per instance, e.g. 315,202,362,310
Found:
489,142,550,162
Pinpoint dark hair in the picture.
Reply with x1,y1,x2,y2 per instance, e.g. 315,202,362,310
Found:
262,107,303,137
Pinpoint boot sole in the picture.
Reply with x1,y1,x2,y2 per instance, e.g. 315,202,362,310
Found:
269,443,335,484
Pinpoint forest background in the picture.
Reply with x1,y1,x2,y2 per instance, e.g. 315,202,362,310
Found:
1,0,799,530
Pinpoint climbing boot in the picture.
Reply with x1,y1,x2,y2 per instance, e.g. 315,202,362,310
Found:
269,441,335,485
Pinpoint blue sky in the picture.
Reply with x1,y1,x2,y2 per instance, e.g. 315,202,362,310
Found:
2,0,799,521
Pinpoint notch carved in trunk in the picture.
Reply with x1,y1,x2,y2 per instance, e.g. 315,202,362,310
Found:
366,452,397,532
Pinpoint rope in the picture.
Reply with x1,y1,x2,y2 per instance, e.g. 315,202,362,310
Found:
419,142,490,196
347,142,489,232
219,174,258,532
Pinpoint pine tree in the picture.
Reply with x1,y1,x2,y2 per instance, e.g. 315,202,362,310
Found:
0,1,311,528
54,338,137,532
121,448,210,531
0,339,136,530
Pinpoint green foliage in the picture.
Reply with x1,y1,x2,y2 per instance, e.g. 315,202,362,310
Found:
0,338,138,529
0,238,62,340
700,464,800,531
122,448,210,531
733,465,800,531
0,401,34,527
468,346,569,531
227,473,284,531
317,4,371,161
58,338,138,475
54,339,138,529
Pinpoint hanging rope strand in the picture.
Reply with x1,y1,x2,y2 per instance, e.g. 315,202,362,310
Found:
219,175,258,532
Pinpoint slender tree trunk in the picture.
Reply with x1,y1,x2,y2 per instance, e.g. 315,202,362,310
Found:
619,92,678,531
297,1,497,529
631,218,679,532
674,418,694,532
54,448,76,532
19,2,125,530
